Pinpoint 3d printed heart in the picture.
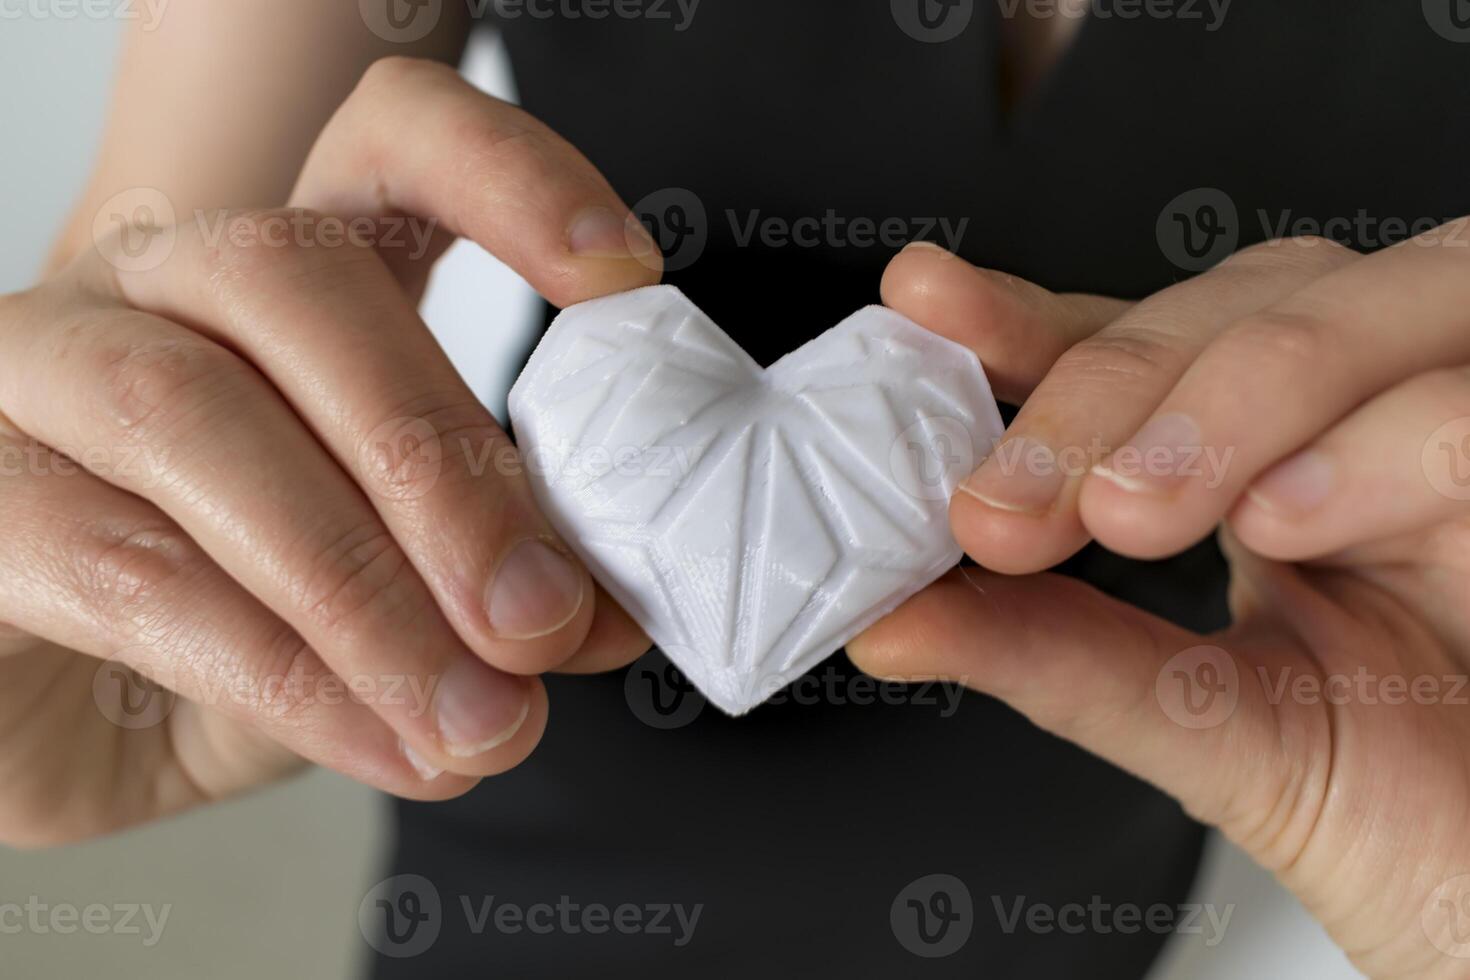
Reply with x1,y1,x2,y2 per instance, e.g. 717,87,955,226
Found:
508,286,1004,715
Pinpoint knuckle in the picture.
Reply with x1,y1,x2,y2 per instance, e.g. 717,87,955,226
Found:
76,520,201,627
298,523,424,636
359,398,507,501
357,55,453,98
1218,309,1330,370
96,333,249,440
1053,325,1185,390
246,628,325,722
200,207,379,303
1225,235,1357,278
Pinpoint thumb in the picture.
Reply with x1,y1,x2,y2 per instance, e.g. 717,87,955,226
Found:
847,566,1302,836
881,243,1130,404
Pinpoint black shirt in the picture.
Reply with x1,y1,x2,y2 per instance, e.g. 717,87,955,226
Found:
369,4,1470,977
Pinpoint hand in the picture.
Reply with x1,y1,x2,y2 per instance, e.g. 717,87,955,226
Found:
850,231,1470,978
0,58,657,847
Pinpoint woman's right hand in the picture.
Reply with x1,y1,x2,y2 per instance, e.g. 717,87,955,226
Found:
0,58,660,848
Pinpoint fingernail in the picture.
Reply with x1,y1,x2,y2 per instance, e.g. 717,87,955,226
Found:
959,437,1066,513
486,538,586,640
1247,450,1334,515
400,739,443,781
568,206,657,258
433,659,532,758
1093,413,1202,496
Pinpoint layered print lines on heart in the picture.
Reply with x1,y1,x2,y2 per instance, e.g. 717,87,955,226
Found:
508,285,1005,713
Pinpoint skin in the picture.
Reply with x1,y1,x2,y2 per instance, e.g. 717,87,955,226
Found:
1,11,660,845
850,236,1470,979
3,6,1458,977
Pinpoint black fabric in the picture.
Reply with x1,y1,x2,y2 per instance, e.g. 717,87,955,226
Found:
370,4,1470,977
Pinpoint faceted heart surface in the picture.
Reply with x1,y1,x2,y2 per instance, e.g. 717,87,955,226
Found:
508,286,1003,715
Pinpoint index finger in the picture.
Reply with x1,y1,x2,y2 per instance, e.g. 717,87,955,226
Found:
289,56,663,303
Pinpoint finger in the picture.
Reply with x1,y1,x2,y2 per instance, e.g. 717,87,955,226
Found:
0,294,537,777
1084,218,1470,558
954,238,1359,574
1231,365,1470,561
0,430,488,802
102,208,597,675
880,241,1130,405
553,583,651,675
847,567,1319,853
290,56,662,303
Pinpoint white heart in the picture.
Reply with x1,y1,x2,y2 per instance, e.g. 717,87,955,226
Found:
508,285,1004,715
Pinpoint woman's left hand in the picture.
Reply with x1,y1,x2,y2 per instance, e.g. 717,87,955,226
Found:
850,226,1470,979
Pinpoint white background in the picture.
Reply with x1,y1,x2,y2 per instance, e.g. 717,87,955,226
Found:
0,16,1362,980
